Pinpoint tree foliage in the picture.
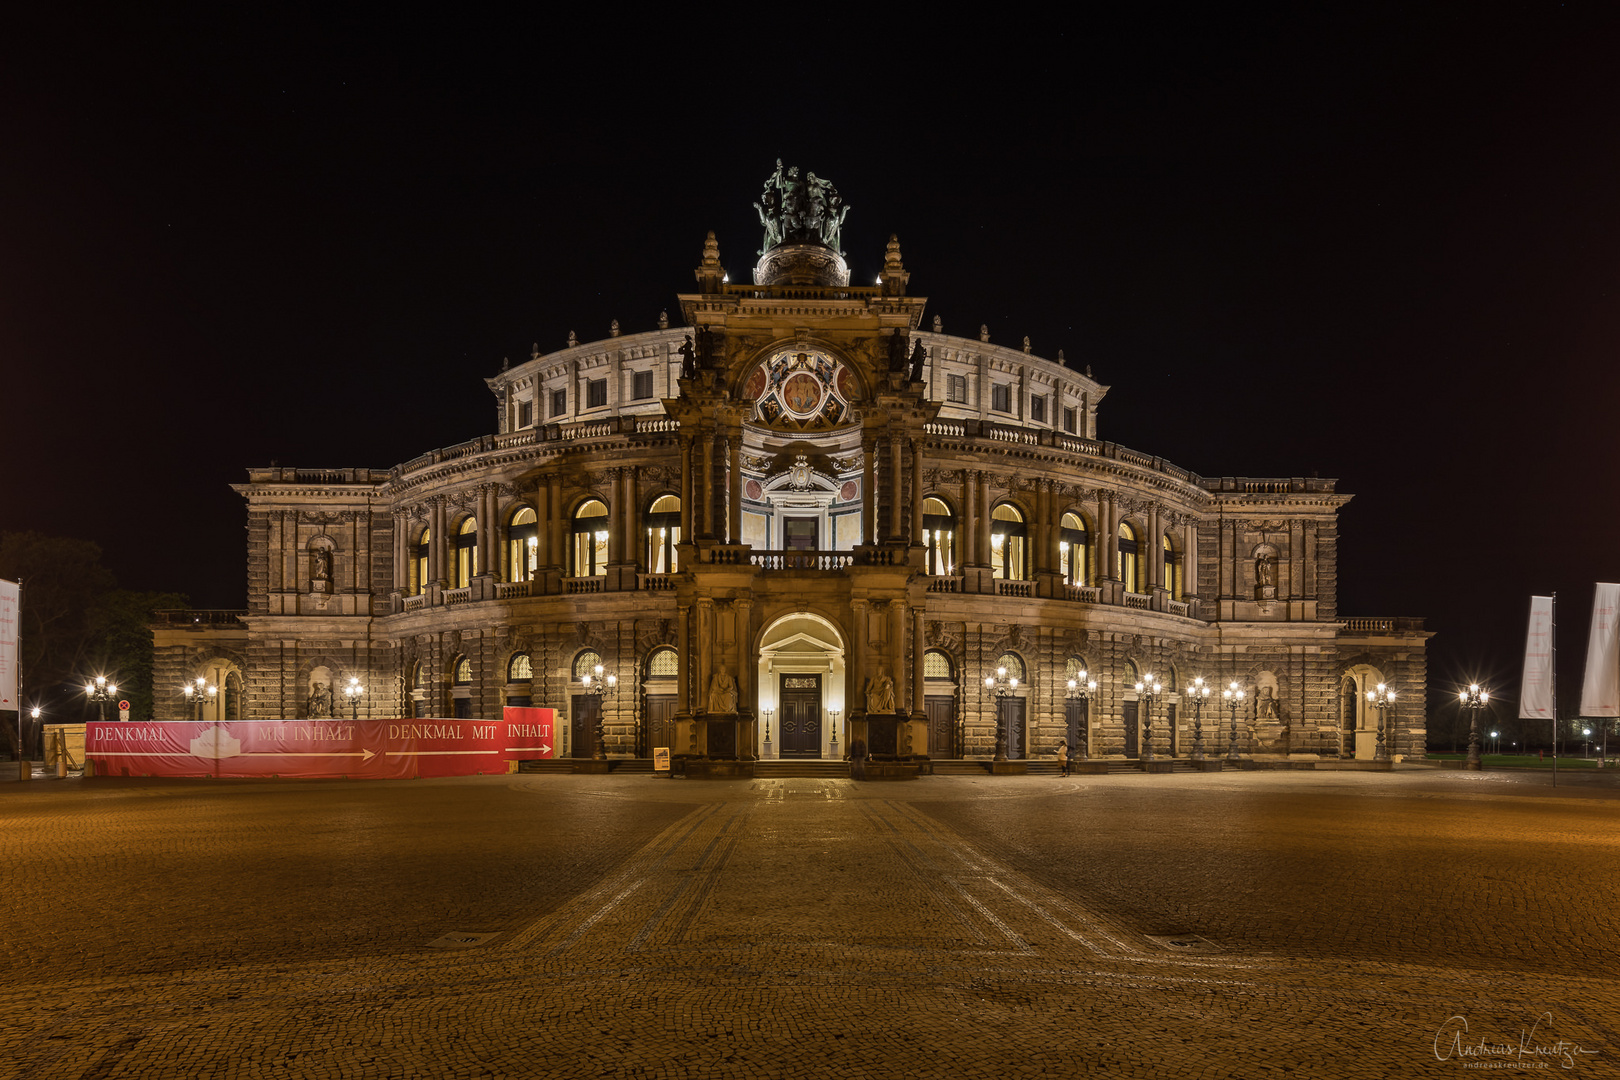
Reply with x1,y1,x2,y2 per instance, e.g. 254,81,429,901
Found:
0,532,187,721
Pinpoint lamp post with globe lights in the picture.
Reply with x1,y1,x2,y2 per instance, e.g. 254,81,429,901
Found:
343,677,364,720
984,665,1019,761
1134,673,1163,761
1065,671,1097,760
85,675,117,722
579,663,616,760
1459,684,1489,770
1188,677,1213,760
181,676,216,722
1223,682,1245,761
1367,683,1396,762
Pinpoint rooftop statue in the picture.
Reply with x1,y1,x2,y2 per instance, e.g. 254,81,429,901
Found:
754,160,848,256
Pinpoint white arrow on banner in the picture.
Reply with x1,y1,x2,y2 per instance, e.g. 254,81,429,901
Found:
387,749,500,756
509,745,552,754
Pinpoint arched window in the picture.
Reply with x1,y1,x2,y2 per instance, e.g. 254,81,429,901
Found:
924,649,955,680
507,653,532,681
1064,656,1089,682
453,517,478,588
571,500,609,577
412,662,429,689
996,652,1026,681
1163,533,1181,599
573,650,603,681
410,527,430,595
451,656,473,719
453,657,472,685
646,647,678,678
508,507,538,582
645,495,681,574
990,504,1027,581
922,497,957,576
1059,512,1089,586
1118,522,1141,593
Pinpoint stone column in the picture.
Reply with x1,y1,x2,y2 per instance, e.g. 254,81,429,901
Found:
728,429,743,546
910,439,924,546
1184,518,1199,602
607,469,624,565
861,440,876,545
912,608,926,716
891,599,908,710
886,435,903,541
678,434,694,540
676,604,691,715
958,469,974,566
393,510,408,591
428,498,445,586
701,427,716,540
548,473,564,572
1148,504,1163,590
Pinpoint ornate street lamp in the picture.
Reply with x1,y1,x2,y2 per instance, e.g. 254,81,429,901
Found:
1223,682,1246,761
1367,682,1396,762
1065,671,1098,761
984,665,1019,762
1133,673,1163,761
1458,683,1489,770
1188,677,1212,761
762,705,775,759
85,675,118,722
828,707,841,758
579,663,617,760
181,676,216,722
344,676,364,720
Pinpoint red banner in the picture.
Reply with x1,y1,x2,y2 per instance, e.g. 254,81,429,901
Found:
87,709,556,779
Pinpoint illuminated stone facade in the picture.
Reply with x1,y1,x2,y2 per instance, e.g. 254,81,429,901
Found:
155,179,1429,768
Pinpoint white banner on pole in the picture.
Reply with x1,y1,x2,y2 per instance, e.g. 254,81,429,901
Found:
1520,596,1555,720
1580,583,1620,717
0,579,18,710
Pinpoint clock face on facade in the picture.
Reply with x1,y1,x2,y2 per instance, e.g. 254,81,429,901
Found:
745,348,857,431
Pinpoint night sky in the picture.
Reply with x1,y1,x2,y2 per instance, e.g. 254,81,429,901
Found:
6,8,1620,721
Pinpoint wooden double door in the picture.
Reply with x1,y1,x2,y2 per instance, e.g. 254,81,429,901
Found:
779,674,822,758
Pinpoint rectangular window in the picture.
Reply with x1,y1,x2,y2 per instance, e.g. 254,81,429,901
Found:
947,374,967,403
587,378,607,408
1031,395,1046,423
551,388,567,417
991,383,1011,413
1063,406,1077,434
633,370,653,399
518,400,533,429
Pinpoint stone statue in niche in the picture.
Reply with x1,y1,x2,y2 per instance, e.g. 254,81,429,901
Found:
1258,685,1281,720
908,339,927,382
678,336,697,380
306,681,332,719
1254,551,1278,600
866,671,896,715
707,671,738,715
310,547,332,588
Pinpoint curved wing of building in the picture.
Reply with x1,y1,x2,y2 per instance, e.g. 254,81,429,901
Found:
159,168,1429,769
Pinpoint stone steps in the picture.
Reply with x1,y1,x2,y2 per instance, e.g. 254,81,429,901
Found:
754,759,850,779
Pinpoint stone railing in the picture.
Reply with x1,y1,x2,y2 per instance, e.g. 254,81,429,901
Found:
443,586,472,606
152,609,248,626
995,580,1033,598
985,423,1038,445
402,594,426,612
1339,617,1426,633
563,577,603,594
638,574,679,590
1064,585,1099,604
1166,599,1192,618
495,580,532,599
704,545,752,565
1124,592,1152,610
636,417,678,433
560,421,614,441
926,575,962,593
750,550,854,571
924,421,965,437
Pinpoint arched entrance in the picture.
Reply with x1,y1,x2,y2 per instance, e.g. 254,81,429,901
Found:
756,612,847,759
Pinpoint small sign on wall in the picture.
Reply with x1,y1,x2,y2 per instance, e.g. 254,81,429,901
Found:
653,747,671,773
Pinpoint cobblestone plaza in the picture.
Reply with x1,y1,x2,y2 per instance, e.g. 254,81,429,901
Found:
2,769,1615,1078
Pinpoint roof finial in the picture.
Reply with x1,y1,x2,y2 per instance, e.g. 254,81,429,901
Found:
658,310,669,330
1023,336,1032,354
610,319,621,338
567,330,578,349
932,314,942,333
980,324,990,343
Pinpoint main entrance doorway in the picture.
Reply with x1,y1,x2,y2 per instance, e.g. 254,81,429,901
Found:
571,694,599,758
1123,700,1139,757
779,674,822,758
998,697,1027,760
926,695,957,758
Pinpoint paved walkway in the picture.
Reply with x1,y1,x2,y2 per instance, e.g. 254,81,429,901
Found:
0,770,1615,1077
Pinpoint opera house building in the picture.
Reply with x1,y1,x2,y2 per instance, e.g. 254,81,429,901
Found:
154,166,1428,774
